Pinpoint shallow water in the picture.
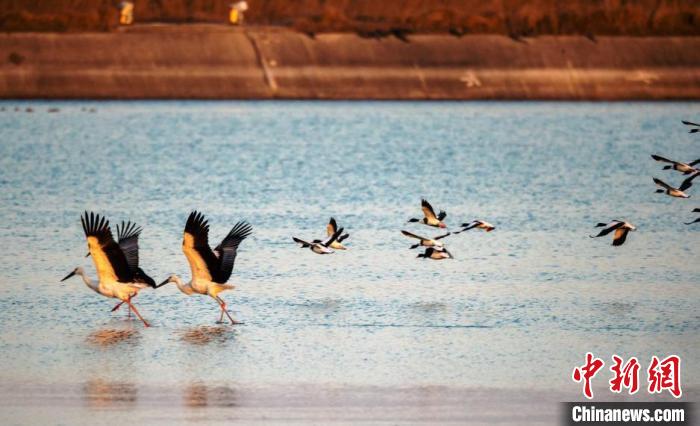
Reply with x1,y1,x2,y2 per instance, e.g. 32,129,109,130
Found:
0,101,698,397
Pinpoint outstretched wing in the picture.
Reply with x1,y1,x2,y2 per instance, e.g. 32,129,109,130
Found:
434,232,451,240
421,199,437,221
293,237,313,248
437,210,447,221
650,154,676,165
688,159,700,167
327,217,338,236
213,221,252,283
337,232,349,243
81,211,133,283
182,211,219,282
653,177,673,191
682,120,700,126
323,228,344,247
401,230,427,240
116,221,142,273
590,221,623,238
679,171,700,191
612,228,630,246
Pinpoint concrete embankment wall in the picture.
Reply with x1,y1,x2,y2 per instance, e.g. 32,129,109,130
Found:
1,27,699,99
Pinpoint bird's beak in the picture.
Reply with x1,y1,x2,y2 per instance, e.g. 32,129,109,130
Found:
61,271,76,282
159,278,170,287
85,252,90,258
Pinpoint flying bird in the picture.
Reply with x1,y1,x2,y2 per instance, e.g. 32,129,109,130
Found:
455,220,495,233
685,208,700,225
653,173,699,198
589,220,636,246
401,230,451,249
326,217,349,250
158,211,252,324
408,199,447,228
651,155,700,175
417,246,453,260
682,120,700,133
61,212,154,327
293,227,344,254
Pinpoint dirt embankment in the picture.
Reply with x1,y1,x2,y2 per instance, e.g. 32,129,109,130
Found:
1,1,698,36
1,27,699,100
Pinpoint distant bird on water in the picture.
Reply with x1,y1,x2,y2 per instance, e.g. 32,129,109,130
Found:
61,212,154,327
158,211,252,325
408,199,447,228
455,220,496,233
682,120,700,133
293,227,345,254
401,230,451,249
326,218,349,250
651,155,700,175
590,220,636,246
417,247,453,260
653,172,699,198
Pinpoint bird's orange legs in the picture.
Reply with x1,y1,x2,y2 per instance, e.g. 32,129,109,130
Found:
215,297,242,325
124,297,150,327
110,300,132,317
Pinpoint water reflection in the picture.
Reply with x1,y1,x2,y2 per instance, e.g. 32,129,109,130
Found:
180,326,234,345
83,379,137,408
86,328,140,347
184,383,237,408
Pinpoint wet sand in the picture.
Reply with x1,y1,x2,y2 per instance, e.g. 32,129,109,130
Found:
1,25,699,100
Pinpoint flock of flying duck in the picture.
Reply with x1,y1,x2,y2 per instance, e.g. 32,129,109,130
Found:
62,120,699,327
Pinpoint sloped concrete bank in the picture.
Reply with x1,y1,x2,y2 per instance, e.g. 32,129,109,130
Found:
1,26,699,99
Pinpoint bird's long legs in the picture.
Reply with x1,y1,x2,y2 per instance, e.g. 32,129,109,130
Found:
215,297,241,325
110,301,133,317
125,298,150,327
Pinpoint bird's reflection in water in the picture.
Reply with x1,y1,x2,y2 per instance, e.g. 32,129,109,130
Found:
86,328,140,347
180,325,234,345
184,383,237,408
83,379,137,408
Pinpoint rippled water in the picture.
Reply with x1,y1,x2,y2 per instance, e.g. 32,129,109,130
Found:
0,101,698,395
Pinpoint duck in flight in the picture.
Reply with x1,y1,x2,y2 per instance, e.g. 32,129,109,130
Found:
401,230,451,249
158,211,252,325
326,218,349,250
682,120,700,133
455,220,496,233
61,212,154,327
408,199,447,228
653,172,699,198
651,155,700,175
417,246,453,260
590,220,636,246
293,226,345,254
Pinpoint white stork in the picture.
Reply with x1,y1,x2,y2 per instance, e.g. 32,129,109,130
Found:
158,211,252,325
61,211,154,327
589,220,636,246
407,199,447,228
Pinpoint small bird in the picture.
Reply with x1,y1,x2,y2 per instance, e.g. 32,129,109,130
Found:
590,220,636,246
417,246,453,260
408,199,447,228
61,212,153,327
653,173,699,198
651,155,700,174
456,220,495,233
293,227,344,254
326,218,349,250
682,120,700,133
685,208,700,225
401,230,451,249
158,211,252,324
